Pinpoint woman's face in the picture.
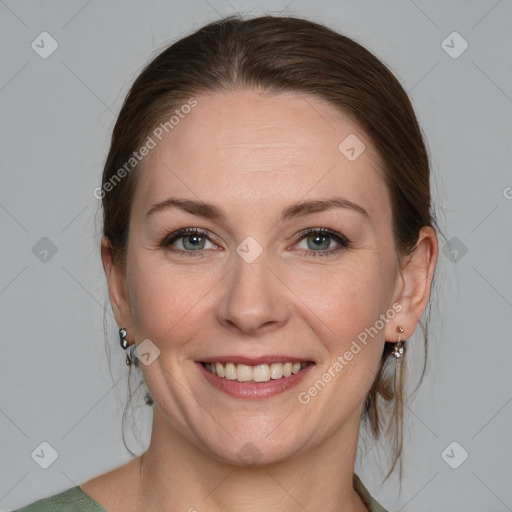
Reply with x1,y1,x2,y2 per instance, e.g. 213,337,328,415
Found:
118,90,406,464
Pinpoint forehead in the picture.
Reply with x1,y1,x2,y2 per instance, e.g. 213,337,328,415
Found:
133,90,390,224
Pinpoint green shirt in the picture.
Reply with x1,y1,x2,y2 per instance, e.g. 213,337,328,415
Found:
11,474,389,511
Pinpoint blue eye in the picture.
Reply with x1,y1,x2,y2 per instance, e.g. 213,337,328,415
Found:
162,228,216,256
295,228,351,258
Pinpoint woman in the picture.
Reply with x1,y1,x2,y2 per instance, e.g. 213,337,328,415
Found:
13,14,438,512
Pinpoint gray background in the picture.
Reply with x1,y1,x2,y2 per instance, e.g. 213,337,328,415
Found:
1,1,511,510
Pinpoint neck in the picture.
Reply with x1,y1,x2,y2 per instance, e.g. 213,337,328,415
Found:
134,407,369,512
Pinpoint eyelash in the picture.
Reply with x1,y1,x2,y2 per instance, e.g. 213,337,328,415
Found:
160,227,351,259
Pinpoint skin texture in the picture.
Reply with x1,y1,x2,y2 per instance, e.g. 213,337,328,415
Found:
82,90,438,512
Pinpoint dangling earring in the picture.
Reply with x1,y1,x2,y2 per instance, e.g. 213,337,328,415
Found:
119,327,138,367
392,326,405,360
392,326,405,398
119,328,152,406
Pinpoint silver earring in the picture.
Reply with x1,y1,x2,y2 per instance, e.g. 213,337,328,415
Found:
391,326,405,360
119,327,128,349
119,327,138,366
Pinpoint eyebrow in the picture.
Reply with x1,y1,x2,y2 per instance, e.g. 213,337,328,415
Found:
145,196,370,222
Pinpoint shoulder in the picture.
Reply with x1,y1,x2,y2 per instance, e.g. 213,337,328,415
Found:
9,486,107,512
353,474,390,512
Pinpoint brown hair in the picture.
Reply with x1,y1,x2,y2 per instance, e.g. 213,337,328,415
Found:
101,14,440,482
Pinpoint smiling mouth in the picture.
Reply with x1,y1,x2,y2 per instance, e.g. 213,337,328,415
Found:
201,361,312,383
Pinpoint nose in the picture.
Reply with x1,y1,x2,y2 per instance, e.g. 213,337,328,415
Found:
217,247,290,337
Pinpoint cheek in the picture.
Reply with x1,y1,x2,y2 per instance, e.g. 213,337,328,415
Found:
290,262,391,431
297,256,389,329
126,253,219,350
293,258,391,372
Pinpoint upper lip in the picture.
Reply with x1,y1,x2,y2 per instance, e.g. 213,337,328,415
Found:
198,355,314,365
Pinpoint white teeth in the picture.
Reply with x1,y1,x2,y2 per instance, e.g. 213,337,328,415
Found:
204,361,309,382
236,364,253,382
292,362,302,374
225,363,237,380
215,362,225,377
270,363,283,379
253,364,270,382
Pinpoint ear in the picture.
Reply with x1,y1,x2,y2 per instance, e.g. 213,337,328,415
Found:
101,236,134,339
385,226,438,342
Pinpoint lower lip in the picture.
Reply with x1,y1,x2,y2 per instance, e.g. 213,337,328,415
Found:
196,362,314,399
